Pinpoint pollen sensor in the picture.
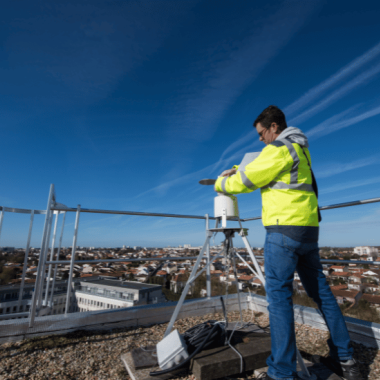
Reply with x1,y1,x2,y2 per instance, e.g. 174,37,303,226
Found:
199,179,239,228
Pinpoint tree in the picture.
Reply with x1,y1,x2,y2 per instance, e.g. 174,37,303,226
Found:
332,278,346,286
0,267,18,285
329,256,340,260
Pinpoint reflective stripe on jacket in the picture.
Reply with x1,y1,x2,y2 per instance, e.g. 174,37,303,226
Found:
214,139,319,227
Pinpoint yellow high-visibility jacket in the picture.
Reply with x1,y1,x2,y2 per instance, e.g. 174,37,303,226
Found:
214,139,319,228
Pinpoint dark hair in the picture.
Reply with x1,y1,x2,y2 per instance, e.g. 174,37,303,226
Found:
253,105,287,132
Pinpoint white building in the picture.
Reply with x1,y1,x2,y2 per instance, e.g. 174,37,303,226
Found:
75,278,165,312
0,276,166,319
354,246,379,256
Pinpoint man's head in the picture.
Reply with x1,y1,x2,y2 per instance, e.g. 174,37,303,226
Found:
253,105,287,145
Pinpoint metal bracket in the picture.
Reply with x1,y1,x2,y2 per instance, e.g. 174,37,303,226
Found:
239,228,248,237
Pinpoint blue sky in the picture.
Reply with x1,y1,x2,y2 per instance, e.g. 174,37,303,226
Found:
1,0,380,248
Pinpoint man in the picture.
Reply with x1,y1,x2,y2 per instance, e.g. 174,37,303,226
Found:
214,106,361,380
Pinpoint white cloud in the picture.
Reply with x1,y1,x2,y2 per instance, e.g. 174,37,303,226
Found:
4,1,199,104
166,1,319,144
320,176,380,195
307,104,380,139
285,40,380,118
315,155,380,179
289,63,380,126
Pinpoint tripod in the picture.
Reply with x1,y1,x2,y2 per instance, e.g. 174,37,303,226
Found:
163,222,315,380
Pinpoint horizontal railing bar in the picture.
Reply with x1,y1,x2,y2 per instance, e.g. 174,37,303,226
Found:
0,207,47,215
52,206,217,220
45,256,205,265
255,256,380,266
240,216,262,221
321,259,380,265
2,197,379,220
241,197,380,221
0,312,29,320
318,197,380,211
46,256,378,267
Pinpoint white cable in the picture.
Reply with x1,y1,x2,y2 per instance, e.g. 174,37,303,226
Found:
228,340,244,373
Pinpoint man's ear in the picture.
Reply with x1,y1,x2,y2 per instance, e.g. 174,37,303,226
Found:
271,123,280,134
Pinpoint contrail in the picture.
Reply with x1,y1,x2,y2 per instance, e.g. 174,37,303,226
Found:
285,40,380,117
290,63,380,125
308,104,380,139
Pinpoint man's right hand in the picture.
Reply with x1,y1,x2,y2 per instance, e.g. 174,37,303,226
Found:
220,169,237,177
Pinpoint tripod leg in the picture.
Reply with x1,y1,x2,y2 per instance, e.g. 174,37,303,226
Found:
163,233,212,338
241,235,266,285
205,214,211,298
230,237,244,325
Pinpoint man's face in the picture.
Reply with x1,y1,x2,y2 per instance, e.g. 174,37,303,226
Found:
256,122,280,145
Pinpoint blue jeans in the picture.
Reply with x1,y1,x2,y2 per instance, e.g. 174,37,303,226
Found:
264,232,353,380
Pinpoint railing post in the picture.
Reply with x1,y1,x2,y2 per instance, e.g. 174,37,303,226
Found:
44,212,59,306
49,211,66,308
17,210,34,312
29,184,55,327
0,207,5,243
205,214,211,298
36,209,54,309
65,205,81,314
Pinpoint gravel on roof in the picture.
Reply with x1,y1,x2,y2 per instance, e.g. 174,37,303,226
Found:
0,310,379,380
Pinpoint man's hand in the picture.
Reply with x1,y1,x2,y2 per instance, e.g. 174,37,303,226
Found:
220,168,237,177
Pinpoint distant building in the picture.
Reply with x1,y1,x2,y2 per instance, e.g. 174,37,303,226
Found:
331,289,362,305
354,246,379,256
1,247,15,253
75,278,165,312
0,276,165,319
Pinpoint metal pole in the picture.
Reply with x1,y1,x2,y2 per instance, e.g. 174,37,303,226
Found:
65,205,81,314
17,211,34,312
17,210,34,312
230,237,243,324
0,208,5,243
44,212,59,305
164,232,213,337
49,211,66,308
205,214,211,298
36,210,54,309
29,184,55,327
241,235,266,285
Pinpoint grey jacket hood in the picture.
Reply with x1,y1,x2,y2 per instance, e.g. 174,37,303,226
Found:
276,127,309,148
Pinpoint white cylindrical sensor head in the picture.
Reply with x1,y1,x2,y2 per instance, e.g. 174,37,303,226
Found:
214,193,239,219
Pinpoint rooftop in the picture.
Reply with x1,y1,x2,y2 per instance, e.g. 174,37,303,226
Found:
79,278,162,291
0,308,379,380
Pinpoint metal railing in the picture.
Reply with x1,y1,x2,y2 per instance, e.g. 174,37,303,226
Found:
0,184,379,329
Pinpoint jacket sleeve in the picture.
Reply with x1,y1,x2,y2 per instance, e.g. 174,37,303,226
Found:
215,144,291,195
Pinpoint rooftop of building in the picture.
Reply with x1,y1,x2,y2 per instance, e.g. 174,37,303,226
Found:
0,308,379,380
78,278,162,291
